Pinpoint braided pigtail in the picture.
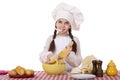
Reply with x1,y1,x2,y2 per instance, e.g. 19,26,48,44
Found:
48,29,57,52
69,29,77,53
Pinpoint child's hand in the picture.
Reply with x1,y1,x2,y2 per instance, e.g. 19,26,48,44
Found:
66,45,72,51
64,41,74,57
65,46,72,56
47,54,54,59
65,41,73,51
46,54,54,63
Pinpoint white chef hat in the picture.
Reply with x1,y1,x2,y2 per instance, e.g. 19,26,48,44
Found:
52,2,84,30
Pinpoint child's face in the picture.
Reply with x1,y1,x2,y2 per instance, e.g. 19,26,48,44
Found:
56,18,71,35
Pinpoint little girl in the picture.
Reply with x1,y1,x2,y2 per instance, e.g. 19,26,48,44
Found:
40,2,84,72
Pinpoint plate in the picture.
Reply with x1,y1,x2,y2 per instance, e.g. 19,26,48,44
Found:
9,74,34,78
70,74,96,79
0,70,8,75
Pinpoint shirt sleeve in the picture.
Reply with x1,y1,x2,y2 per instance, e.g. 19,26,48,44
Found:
39,35,54,63
65,37,82,67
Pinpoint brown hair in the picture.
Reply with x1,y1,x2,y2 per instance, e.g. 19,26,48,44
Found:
48,28,77,53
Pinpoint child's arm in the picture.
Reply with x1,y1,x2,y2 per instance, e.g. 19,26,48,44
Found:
65,37,82,67
39,35,54,63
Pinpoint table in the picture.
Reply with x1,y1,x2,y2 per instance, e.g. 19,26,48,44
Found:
0,71,120,80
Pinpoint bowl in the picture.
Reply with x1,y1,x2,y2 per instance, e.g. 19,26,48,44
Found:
42,63,66,75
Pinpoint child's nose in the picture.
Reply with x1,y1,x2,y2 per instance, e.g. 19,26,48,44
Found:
61,23,65,27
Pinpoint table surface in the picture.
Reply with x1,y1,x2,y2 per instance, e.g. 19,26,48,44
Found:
0,71,120,80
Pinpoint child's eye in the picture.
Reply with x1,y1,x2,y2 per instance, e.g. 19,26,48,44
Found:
58,21,62,23
65,22,70,25
65,22,69,24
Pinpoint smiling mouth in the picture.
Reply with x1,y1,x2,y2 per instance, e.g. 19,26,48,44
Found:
55,28,62,32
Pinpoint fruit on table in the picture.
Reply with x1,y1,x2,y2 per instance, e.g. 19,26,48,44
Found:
25,69,34,76
15,66,25,75
106,60,118,76
8,66,34,76
8,69,17,76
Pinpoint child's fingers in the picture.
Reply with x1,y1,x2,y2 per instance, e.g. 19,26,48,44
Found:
47,54,54,59
66,45,72,51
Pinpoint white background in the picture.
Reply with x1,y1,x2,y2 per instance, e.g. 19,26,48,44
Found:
0,0,120,71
